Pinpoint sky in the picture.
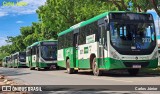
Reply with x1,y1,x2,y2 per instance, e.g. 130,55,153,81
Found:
0,0,46,46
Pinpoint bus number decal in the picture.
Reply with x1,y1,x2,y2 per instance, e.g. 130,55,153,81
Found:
142,38,151,43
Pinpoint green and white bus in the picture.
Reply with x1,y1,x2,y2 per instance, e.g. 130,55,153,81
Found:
8,55,13,68
2,56,9,67
26,40,58,71
12,52,26,68
57,11,158,76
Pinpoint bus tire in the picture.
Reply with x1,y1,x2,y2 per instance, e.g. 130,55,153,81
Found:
37,67,41,71
30,64,35,70
66,59,74,74
92,58,102,76
128,69,139,76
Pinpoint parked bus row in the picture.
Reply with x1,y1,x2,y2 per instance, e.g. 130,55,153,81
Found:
2,52,26,68
2,11,159,76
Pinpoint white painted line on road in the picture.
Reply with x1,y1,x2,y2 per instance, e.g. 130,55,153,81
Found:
93,77,133,83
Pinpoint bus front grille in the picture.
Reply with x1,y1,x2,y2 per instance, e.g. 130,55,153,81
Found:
123,62,149,68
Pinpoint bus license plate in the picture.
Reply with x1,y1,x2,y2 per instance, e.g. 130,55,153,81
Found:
132,65,141,68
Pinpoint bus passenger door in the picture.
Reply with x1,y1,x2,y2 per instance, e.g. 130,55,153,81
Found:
98,23,107,67
73,29,79,68
36,46,39,63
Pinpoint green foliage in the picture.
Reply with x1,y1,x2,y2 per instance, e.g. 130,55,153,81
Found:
36,0,116,39
1,0,159,58
0,47,10,62
101,0,160,16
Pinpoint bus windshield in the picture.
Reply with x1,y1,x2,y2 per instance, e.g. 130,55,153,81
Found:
110,22,156,55
41,45,57,60
19,53,26,62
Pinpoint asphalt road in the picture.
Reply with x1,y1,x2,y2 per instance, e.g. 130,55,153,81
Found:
0,67,160,94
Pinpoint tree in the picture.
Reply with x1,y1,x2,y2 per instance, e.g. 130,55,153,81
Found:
149,0,160,16
20,26,39,46
102,0,160,17
36,0,116,39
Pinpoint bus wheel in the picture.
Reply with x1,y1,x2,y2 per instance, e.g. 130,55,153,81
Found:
30,67,34,70
30,66,35,70
92,58,102,76
66,59,74,74
37,67,41,71
128,69,139,76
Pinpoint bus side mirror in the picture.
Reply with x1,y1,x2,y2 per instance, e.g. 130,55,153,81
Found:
104,18,108,23
104,18,109,31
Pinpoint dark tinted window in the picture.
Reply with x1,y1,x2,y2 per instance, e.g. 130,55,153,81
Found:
109,13,153,21
79,21,98,45
58,31,73,49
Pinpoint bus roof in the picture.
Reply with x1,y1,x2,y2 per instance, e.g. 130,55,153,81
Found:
58,11,151,36
27,40,57,48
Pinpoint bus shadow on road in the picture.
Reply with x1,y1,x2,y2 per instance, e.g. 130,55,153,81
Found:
39,68,66,71
37,66,66,71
